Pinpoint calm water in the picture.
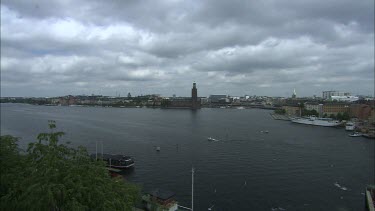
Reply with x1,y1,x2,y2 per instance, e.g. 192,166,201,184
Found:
1,103,374,211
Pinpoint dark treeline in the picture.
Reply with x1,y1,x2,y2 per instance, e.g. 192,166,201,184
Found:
0,121,140,210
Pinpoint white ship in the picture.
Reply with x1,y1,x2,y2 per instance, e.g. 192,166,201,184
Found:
291,116,341,127
345,122,355,131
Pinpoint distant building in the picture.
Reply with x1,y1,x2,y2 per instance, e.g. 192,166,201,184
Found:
322,91,351,99
200,97,209,105
331,95,359,102
209,95,228,103
163,83,201,109
191,82,199,109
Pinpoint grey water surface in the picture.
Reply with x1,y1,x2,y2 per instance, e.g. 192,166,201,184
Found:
1,103,373,211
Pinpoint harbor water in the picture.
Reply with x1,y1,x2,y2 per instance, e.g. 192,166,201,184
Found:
1,103,374,210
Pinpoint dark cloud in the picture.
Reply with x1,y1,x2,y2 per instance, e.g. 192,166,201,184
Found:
1,0,373,97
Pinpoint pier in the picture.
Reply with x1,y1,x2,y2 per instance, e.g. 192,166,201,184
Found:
270,113,291,121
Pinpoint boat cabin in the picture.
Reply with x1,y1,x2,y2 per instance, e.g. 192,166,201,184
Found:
91,154,135,169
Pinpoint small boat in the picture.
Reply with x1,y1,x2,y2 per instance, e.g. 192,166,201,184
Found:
349,132,362,137
156,146,161,151
207,137,219,142
345,122,355,131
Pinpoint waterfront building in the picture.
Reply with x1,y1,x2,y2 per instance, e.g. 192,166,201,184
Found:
322,103,350,116
200,97,209,105
350,104,372,120
209,94,228,103
191,82,199,109
304,103,323,117
163,83,201,109
369,109,375,124
282,105,301,116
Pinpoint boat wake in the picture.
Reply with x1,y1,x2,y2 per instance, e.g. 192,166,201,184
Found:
334,182,348,191
271,207,286,211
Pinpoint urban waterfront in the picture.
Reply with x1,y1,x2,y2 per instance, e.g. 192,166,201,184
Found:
1,103,374,210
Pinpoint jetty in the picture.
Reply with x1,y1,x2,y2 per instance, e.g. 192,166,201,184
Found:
270,113,290,121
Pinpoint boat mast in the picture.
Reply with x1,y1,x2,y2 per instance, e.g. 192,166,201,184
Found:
192,167,194,211
95,141,98,160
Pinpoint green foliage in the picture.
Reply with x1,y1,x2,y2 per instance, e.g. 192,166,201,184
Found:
329,114,336,119
336,112,343,121
274,109,286,114
0,121,140,210
302,109,319,117
342,112,350,121
161,99,171,107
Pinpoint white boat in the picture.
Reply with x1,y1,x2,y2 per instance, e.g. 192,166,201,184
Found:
345,122,355,131
349,132,362,137
207,137,219,142
291,116,341,127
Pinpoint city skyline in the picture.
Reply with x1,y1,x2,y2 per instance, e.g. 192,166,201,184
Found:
1,0,374,97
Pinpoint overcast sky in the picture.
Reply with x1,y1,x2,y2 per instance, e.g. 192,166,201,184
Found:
1,0,374,97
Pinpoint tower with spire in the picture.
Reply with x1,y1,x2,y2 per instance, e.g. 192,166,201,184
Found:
191,82,199,109
292,88,297,99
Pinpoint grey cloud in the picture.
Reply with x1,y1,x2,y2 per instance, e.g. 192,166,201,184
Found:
1,0,373,97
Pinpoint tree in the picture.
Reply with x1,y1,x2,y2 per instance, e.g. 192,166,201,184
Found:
342,112,350,121
161,99,171,108
274,109,286,114
329,114,336,119
336,112,343,121
0,121,140,210
301,109,319,117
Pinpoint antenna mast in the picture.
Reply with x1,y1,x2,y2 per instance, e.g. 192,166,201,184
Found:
192,167,194,211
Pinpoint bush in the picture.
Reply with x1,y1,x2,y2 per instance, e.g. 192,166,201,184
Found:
0,121,140,210
275,109,286,114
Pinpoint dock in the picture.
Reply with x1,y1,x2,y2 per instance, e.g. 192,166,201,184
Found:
366,186,375,211
270,114,290,121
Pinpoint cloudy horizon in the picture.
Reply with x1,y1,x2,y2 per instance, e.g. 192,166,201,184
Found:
1,0,374,98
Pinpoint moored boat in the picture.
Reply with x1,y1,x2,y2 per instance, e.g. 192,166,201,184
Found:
349,132,362,137
291,116,341,127
92,154,135,169
345,122,355,131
